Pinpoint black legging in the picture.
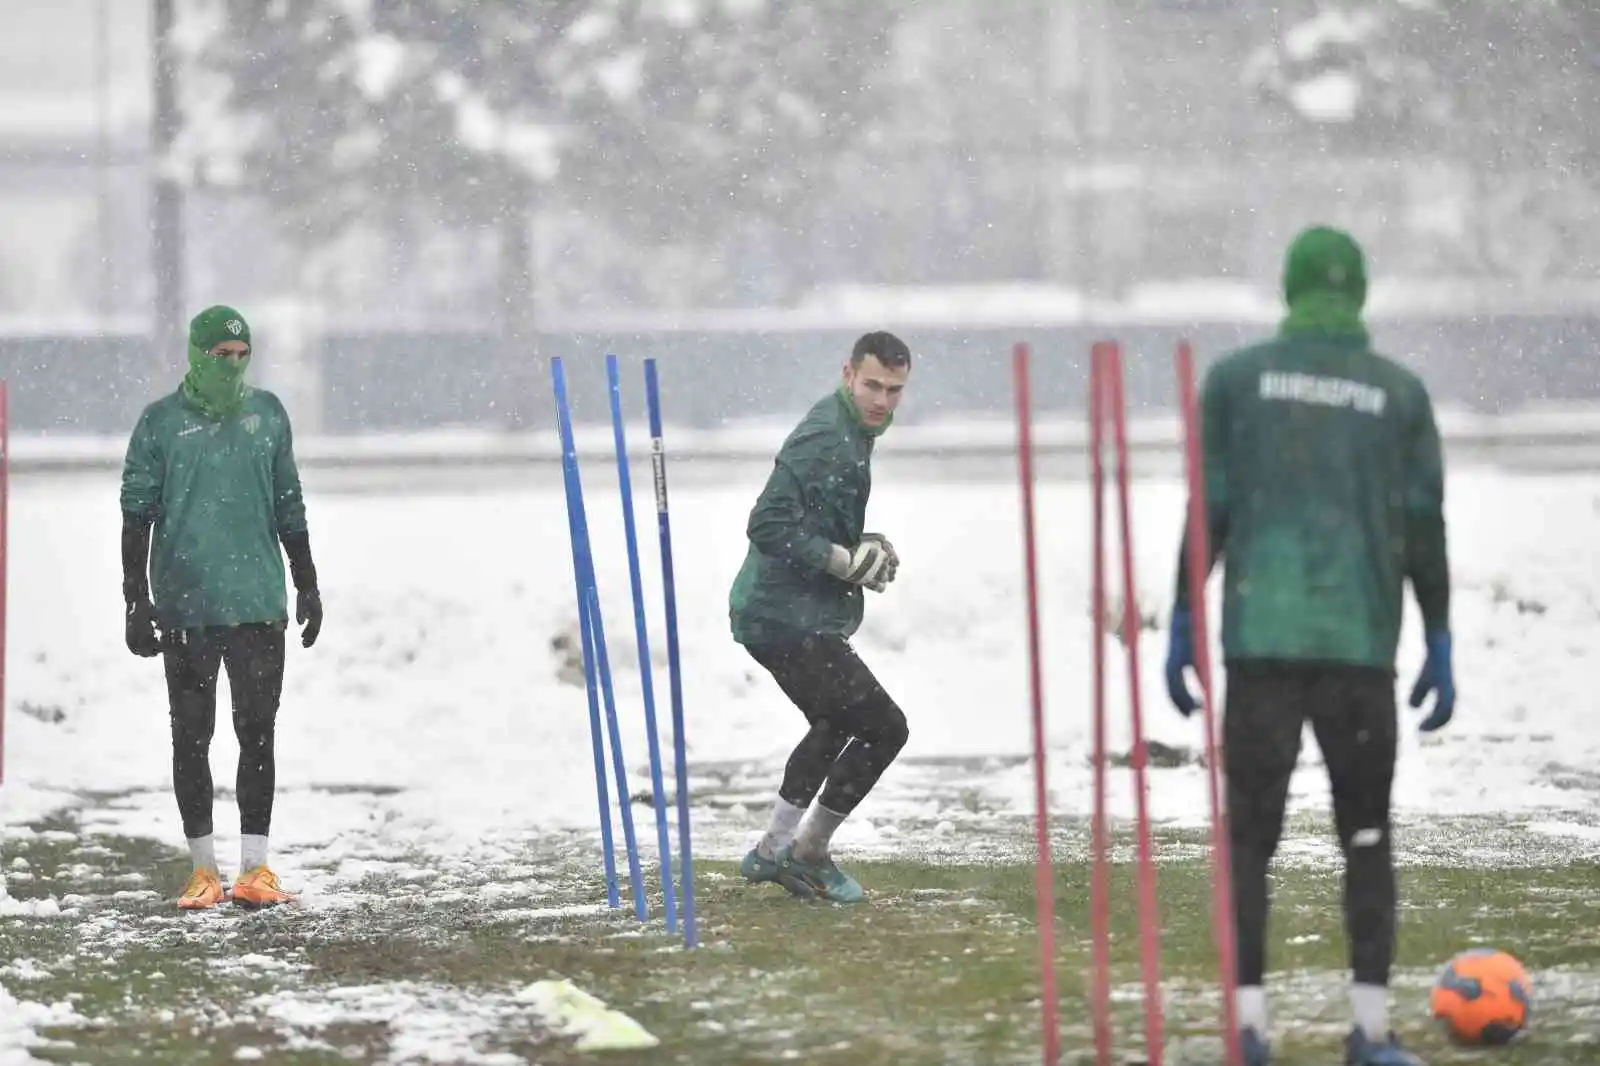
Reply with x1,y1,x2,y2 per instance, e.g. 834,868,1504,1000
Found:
1224,661,1398,989
163,623,286,840
745,634,910,815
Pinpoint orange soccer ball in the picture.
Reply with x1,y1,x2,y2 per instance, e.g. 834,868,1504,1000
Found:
1429,948,1532,1045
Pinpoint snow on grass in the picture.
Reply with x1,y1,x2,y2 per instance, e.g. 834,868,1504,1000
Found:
0,959,50,984
2,463,1599,1057
0,984,86,1066
252,982,533,1063
6,466,1600,865
0,882,61,919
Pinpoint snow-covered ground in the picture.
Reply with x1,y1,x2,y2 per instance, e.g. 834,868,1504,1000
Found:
2,463,1598,1052
7,460,1598,856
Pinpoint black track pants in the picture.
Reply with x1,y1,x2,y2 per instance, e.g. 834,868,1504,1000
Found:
1224,660,1398,988
163,622,286,840
745,634,910,816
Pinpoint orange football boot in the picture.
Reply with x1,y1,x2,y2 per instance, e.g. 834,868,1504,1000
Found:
231,866,294,909
177,867,227,910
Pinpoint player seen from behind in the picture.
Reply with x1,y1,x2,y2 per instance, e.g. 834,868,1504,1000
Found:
121,305,325,911
1165,227,1455,1066
728,331,912,904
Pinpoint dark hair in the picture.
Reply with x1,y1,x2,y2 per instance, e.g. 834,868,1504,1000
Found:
850,330,912,369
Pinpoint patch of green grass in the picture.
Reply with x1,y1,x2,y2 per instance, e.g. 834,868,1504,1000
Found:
2,816,1598,1064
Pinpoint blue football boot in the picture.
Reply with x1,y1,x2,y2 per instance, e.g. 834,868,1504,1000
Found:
773,844,864,903
740,846,780,884
1344,1027,1424,1066
1239,1026,1272,1066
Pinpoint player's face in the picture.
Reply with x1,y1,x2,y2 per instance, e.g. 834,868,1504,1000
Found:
842,354,909,427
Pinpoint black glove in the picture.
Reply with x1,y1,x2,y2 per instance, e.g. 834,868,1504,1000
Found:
125,598,162,657
295,586,323,648
121,512,161,656
281,528,323,648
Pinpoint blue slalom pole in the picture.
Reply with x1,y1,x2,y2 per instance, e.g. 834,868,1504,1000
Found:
644,357,697,949
605,354,678,933
584,580,647,921
551,357,619,909
552,357,646,918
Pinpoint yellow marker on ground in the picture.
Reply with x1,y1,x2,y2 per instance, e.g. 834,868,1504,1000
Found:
516,979,660,1051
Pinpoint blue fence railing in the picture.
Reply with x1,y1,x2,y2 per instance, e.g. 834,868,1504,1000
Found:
7,313,1598,436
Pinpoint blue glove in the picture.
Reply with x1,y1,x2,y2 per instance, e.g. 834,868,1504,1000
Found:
1164,609,1200,717
1408,630,1455,732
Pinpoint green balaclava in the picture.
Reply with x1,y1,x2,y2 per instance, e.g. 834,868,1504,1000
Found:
182,305,252,419
1279,225,1369,340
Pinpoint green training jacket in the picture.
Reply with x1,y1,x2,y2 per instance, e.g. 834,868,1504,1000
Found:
729,389,883,645
1174,333,1450,670
120,386,308,630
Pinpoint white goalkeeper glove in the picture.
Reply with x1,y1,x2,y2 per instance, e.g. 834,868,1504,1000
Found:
862,533,899,583
827,534,899,592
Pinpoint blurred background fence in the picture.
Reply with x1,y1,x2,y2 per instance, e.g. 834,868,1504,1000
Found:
6,300,1600,438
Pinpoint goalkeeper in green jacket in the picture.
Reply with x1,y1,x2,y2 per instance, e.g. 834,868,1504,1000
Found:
728,331,913,905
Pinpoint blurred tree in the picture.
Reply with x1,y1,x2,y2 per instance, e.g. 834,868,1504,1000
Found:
1240,1,1452,138
178,0,899,424
1240,0,1600,279
1244,0,1599,157
573,3,898,244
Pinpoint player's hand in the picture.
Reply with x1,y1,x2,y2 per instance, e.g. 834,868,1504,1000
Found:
125,598,163,658
1164,609,1200,717
1408,630,1455,732
827,540,894,592
296,586,323,648
860,533,899,591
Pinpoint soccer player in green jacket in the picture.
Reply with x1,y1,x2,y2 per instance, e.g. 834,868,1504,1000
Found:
1164,228,1454,1066
120,305,324,912
728,331,911,904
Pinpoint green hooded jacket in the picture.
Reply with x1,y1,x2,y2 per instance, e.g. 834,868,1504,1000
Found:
120,383,308,631
1173,226,1450,670
729,387,886,645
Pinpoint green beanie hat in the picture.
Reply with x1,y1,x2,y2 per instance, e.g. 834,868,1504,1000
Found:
1282,226,1367,309
189,305,251,352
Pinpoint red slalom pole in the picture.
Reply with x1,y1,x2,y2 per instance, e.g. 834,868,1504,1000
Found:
1088,343,1113,1066
1013,342,1061,1066
1177,340,1243,1066
1105,345,1166,1066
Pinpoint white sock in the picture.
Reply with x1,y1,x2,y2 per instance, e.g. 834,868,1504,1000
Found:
187,835,217,873
1350,983,1388,1041
1235,985,1268,1035
793,803,848,863
756,798,807,860
241,834,269,872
